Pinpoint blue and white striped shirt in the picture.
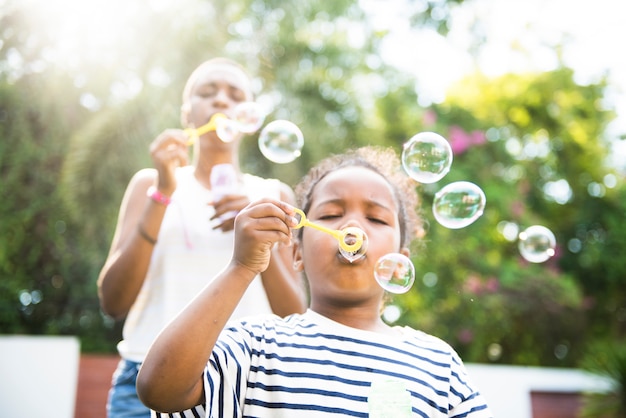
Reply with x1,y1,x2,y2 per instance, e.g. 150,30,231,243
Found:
155,310,492,418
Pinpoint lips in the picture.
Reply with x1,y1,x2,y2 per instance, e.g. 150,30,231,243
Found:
337,250,366,265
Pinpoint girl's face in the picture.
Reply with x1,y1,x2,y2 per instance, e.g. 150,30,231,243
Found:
294,166,407,308
183,63,253,129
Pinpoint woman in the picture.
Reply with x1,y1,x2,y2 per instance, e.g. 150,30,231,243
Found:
98,58,306,418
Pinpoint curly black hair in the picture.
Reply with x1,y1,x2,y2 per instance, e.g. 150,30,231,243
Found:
294,146,424,249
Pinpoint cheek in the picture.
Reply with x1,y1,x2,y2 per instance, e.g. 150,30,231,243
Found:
301,231,336,260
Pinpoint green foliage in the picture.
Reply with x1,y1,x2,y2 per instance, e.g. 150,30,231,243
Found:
61,91,170,250
580,340,626,418
386,67,623,367
2,0,624,370
0,72,121,350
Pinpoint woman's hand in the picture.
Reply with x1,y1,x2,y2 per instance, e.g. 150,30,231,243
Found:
210,193,251,232
231,199,297,276
149,129,189,195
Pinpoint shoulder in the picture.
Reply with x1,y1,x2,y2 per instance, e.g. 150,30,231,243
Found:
131,167,157,184
399,326,461,358
126,168,157,196
226,312,312,337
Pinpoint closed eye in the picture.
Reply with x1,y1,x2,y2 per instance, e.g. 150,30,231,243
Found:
368,217,389,225
317,214,342,221
196,88,216,98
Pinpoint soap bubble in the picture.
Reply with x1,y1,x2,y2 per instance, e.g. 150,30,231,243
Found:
518,225,556,263
233,102,266,134
433,181,486,229
374,253,415,294
338,228,369,263
401,132,453,184
258,120,304,164
216,118,239,143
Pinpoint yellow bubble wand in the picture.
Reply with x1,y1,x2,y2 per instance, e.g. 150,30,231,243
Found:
184,113,228,146
292,208,365,253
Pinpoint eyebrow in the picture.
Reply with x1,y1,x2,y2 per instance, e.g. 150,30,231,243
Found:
314,198,395,213
194,80,245,94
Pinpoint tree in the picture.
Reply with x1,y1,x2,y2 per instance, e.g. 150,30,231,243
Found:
2,0,465,352
5,0,623,368
383,67,622,367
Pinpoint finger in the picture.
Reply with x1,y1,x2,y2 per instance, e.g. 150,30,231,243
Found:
212,217,236,232
150,130,187,153
249,208,294,245
211,196,249,221
239,201,294,235
253,199,298,229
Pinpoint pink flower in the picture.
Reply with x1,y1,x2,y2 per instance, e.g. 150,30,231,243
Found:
485,277,500,293
448,125,486,155
464,274,483,295
457,328,474,344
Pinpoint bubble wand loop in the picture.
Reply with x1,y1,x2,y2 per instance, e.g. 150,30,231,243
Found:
184,113,228,146
292,208,364,253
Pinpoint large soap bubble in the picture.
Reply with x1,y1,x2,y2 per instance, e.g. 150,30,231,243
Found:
518,225,556,263
258,120,304,164
374,253,415,294
401,132,453,184
233,101,266,134
433,181,486,229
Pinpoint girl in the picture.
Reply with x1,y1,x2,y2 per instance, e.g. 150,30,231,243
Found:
137,146,492,417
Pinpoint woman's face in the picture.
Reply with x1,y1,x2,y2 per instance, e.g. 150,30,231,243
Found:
183,63,253,129
294,166,406,309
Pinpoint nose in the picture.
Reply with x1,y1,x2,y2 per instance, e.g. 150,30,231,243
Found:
339,218,365,232
212,88,234,110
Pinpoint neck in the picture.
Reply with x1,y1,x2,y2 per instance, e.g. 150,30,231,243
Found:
192,139,242,188
310,302,392,334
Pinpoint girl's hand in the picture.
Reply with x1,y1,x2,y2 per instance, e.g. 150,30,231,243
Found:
149,129,189,195
232,199,297,275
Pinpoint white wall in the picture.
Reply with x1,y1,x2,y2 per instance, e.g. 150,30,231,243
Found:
0,335,80,418
466,363,614,418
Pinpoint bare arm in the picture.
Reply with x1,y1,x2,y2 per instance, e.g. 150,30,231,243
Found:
210,181,307,316
97,129,188,319
261,182,307,316
136,198,296,412
97,169,160,319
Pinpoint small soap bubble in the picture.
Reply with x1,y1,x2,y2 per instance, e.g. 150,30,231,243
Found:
374,253,415,294
339,228,369,263
402,132,453,184
216,118,239,143
258,120,304,164
518,225,556,263
433,181,486,229
233,101,266,134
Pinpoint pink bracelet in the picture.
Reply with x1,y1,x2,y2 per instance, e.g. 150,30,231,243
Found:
147,186,172,205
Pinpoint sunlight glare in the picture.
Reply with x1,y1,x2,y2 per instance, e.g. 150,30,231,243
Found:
20,0,150,68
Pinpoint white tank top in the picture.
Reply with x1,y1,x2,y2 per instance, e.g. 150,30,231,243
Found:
118,165,280,362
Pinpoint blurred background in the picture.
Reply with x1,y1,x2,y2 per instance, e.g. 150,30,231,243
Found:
1,0,625,415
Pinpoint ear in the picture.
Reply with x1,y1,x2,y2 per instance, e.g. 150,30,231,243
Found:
180,102,192,127
292,240,304,272
400,247,410,258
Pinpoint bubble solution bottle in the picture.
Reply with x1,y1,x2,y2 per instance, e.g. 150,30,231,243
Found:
210,163,239,221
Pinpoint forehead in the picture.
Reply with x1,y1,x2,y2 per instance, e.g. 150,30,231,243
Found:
190,63,253,95
310,166,398,208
